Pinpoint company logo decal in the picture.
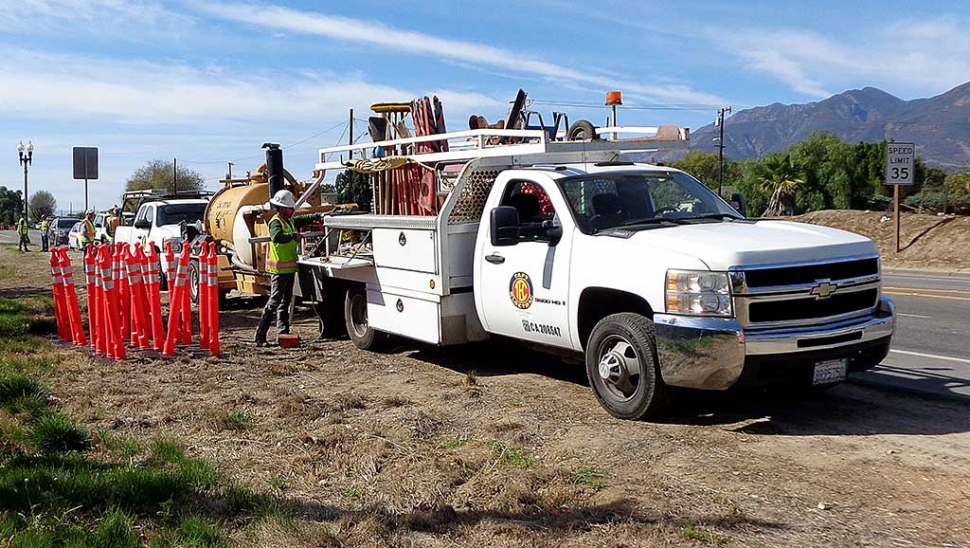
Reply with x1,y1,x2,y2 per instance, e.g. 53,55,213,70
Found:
509,272,534,309
809,280,838,299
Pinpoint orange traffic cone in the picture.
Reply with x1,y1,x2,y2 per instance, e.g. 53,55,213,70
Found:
208,242,220,357
145,246,165,351
49,250,70,342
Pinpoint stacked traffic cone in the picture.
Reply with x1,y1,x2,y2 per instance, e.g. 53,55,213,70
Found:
84,246,97,351
163,244,191,356
127,244,151,349
199,245,210,350
57,248,87,346
49,250,71,342
207,242,220,357
145,246,165,351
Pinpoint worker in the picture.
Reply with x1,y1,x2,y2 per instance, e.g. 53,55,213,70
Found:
16,216,29,252
80,209,97,255
39,217,50,251
106,205,120,237
254,189,318,346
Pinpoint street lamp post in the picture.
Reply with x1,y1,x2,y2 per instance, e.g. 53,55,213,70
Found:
17,140,34,220
715,107,731,198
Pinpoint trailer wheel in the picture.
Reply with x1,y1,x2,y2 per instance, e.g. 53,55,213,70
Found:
344,287,388,350
568,119,600,141
586,313,670,420
188,259,200,306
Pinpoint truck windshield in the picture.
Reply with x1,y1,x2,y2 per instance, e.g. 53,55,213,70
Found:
558,171,742,233
156,204,206,226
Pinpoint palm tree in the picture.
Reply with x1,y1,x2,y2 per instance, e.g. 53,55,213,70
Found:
759,154,804,216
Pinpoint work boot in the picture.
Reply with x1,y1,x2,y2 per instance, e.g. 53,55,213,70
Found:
255,309,273,346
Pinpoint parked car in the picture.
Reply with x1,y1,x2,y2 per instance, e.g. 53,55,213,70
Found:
67,222,83,250
52,218,79,246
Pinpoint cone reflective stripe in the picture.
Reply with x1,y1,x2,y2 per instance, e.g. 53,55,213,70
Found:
199,245,210,350
58,248,87,346
208,242,220,357
146,246,165,351
163,244,191,355
84,246,97,350
49,250,71,341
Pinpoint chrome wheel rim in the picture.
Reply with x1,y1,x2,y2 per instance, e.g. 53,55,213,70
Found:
349,293,368,339
597,335,642,401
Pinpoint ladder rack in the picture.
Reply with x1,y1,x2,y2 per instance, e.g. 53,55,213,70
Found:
315,125,689,172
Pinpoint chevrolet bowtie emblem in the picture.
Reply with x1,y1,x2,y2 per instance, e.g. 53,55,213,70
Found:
810,280,838,299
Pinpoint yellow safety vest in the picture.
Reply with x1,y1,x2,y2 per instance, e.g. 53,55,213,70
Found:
267,215,298,274
17,220,28,235
81,219,96,243
40,221,49,232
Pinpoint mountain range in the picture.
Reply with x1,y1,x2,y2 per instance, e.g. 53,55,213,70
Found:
687,82,970,170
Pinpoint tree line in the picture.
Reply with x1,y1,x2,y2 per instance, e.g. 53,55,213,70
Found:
671,131,968,216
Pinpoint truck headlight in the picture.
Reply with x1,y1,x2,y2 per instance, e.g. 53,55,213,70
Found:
665,270,733,317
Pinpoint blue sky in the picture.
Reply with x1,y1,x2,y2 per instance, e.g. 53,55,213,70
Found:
2,0,968,214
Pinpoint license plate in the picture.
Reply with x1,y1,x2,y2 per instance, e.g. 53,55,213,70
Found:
813,359,847,385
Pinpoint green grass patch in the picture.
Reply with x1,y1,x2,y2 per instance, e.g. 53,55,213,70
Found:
573,466,609,489
150,438,187,464
210,409,253,431
97,430,142,459
491,442,535,468
30,412,93,453
436,436,468,450
0,264,15,280
679,524,726,546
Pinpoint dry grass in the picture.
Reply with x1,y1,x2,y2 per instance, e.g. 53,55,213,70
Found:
3,244,970,547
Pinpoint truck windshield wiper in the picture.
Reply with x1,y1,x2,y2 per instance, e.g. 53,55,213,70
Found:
678,213,741,222
621,217,687,226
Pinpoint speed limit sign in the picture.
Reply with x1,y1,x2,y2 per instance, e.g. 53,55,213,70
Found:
885,142,915,185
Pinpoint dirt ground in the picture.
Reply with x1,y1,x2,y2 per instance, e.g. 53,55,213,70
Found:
2,245,969,548
793,210,970,272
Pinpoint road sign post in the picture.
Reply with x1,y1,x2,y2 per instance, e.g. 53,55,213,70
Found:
73,147,99,212
885,142,915,254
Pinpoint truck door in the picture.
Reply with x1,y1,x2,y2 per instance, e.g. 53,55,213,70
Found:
133,204,154,247
476,177,574,349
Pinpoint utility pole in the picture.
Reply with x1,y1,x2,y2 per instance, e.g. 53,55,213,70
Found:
173,157,178,195
716,106,732,198
348,108,354,159
227,162,234,180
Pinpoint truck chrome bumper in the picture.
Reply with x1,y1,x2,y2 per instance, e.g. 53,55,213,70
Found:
654,296,895,390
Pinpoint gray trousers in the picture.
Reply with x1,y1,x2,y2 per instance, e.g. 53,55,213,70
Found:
256,273,295,341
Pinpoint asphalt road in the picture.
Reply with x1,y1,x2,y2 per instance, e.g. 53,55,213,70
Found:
3,228,968,400
854,269,970,401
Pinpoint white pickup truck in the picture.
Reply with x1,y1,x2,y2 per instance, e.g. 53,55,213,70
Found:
113,197,209,287
293,126,894,420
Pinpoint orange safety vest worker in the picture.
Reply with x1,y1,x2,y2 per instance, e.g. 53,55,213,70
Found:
81,218,96,244
266,214,298,274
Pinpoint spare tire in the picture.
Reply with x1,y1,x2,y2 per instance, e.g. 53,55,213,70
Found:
568,120,600,141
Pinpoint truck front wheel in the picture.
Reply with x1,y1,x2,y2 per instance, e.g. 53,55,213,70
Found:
586,313,670,420
344,287,388,351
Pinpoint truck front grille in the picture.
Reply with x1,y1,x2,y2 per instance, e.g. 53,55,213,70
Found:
734,256,881,328
744,258,879,289
748,288,879,323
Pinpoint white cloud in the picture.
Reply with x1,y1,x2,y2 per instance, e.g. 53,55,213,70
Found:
195,1,726,106
720,18,970,99
0,0,196,37
0,48,499,126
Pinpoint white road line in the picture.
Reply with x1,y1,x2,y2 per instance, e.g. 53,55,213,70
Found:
897,313,932,319
889,349,970,365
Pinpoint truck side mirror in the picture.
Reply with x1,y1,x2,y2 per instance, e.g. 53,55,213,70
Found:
490,206,520,246
134,219,151,229
730,193,747,217
542,219,563,245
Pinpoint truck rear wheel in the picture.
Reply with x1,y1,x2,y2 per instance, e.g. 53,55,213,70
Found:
586,313,670,420
344,287,388,351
